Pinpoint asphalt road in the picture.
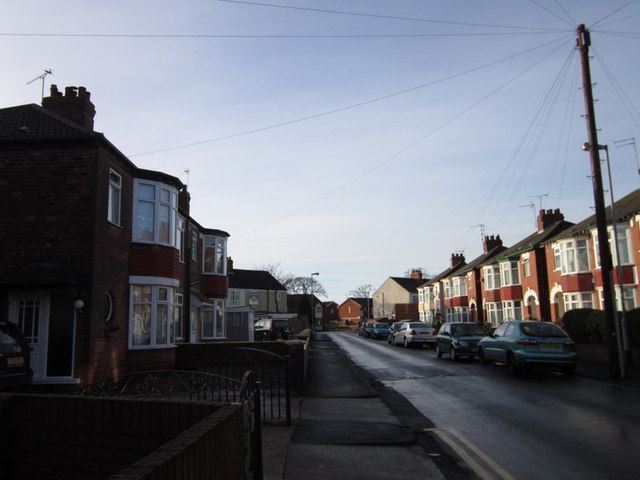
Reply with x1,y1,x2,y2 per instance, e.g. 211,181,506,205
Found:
328,331,640,480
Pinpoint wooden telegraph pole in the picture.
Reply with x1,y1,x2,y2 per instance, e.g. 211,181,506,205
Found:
576,24,623,378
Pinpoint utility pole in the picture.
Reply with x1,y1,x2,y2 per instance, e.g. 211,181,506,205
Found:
577,24,622,378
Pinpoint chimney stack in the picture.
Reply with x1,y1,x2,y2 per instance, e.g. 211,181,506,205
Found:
410,269,423,280
483,234,503,253
42,85,96,130
537,209,564,232
451,253,465,267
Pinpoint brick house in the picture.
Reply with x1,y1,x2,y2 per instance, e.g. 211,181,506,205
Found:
417,254,465,325
483,209,573,325
338,297,372,327
543,188,640,323
0,85,230,386
373,270,425,320
454,235,507,324
322,301,340,329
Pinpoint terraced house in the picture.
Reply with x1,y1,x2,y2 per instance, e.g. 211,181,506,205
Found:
0,85,230,386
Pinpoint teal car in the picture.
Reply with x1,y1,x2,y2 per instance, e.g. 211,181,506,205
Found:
478,321,577,375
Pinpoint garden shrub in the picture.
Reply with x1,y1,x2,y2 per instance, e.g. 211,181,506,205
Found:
626,308,640,347
561,308,607,344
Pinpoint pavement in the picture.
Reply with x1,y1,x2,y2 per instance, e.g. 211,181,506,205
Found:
262,333,640,480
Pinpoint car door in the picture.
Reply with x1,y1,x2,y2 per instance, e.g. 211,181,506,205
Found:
483,323,508,361
438,324,451,353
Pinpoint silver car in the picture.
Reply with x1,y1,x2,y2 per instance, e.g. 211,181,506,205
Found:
393,322,436,348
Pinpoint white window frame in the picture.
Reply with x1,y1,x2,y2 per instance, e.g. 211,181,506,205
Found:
502,299,523,321
485,302,503,325
593,227,632,268
484,265,501,290
558,238,589,274
500,261,520,287
132,180,178,246
564,292,594,311
108,169,122,226
202,299,226,339
451,277,467,298
176,216,186,263
129,281,177,349
203,235,227,275
174,293,184,340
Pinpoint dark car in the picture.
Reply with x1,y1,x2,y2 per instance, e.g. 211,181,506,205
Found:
254,318,294,341
435,322,485,361
0,321,33,388
478,321,578,375
358,322,376,337
368,323,390,340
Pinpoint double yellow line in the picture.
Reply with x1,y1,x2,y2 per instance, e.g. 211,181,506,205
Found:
424,427,515,480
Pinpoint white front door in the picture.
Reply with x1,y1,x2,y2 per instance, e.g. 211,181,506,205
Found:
9,293,50,379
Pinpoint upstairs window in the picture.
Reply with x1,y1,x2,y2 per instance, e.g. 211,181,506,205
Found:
484,265,501,290
133,181,178,246
108,169,122,226
203,235,227,275
500,261,520,287
451,277,467,297
558,238,589,274
593,228,631,268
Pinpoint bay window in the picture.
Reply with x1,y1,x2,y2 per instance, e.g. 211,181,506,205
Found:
502,300,523,321
484,265,501,290
133,180,178,246
202,299,225,339
593,227,631,267
500,261,520,286
452,277,467,297
557,238,589,274
564,292,594,311
130,282,179,348
485,302,503,325
203,235,227,275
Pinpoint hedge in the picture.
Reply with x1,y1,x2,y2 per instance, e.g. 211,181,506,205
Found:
561,308,640,346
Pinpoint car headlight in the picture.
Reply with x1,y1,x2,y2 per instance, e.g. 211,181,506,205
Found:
455,340,468,347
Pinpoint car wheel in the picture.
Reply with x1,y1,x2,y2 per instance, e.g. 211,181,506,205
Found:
450,348,458,362
403,338,410,348
435,345,443,358
507,352,521,375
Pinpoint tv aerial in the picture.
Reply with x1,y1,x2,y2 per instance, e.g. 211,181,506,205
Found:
27,69,53,101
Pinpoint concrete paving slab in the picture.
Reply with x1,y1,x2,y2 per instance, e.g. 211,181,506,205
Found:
298,397,399,423
290,419,415,445
285,444,446,480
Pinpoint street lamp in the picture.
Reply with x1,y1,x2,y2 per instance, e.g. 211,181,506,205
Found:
310,273,319,332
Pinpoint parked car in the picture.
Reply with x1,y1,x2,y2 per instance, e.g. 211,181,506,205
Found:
393,322,436,348
387,321,408,344
0,320,33,388
435,322,485,361
254,318,294,341
358,322,376,337
478,321,577,375
368,323,389,340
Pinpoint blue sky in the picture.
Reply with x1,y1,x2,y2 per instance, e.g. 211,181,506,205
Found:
2,1,639,303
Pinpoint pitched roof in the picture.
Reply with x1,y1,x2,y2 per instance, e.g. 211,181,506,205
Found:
389,276,427,293
0,104,98,141
497,219,574,260
456,244,508,274
340,297,372,309
420,261,467,286
543,188,640,244
228,269,285,290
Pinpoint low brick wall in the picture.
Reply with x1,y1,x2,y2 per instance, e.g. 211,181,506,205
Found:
0,394,246,480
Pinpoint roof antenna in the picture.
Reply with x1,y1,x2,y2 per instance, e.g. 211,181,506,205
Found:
27,69,53,101
471,223,486,240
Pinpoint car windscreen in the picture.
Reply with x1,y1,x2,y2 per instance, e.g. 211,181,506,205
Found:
409,323,426,328
451,324,484,336
520,323,568,338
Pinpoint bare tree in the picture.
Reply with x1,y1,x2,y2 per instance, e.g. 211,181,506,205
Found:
348,284,373,299
254,262,294,290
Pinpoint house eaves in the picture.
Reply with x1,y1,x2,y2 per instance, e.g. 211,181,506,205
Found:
496,220,574,261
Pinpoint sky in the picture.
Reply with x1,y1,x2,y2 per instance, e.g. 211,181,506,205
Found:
2,1,639,304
